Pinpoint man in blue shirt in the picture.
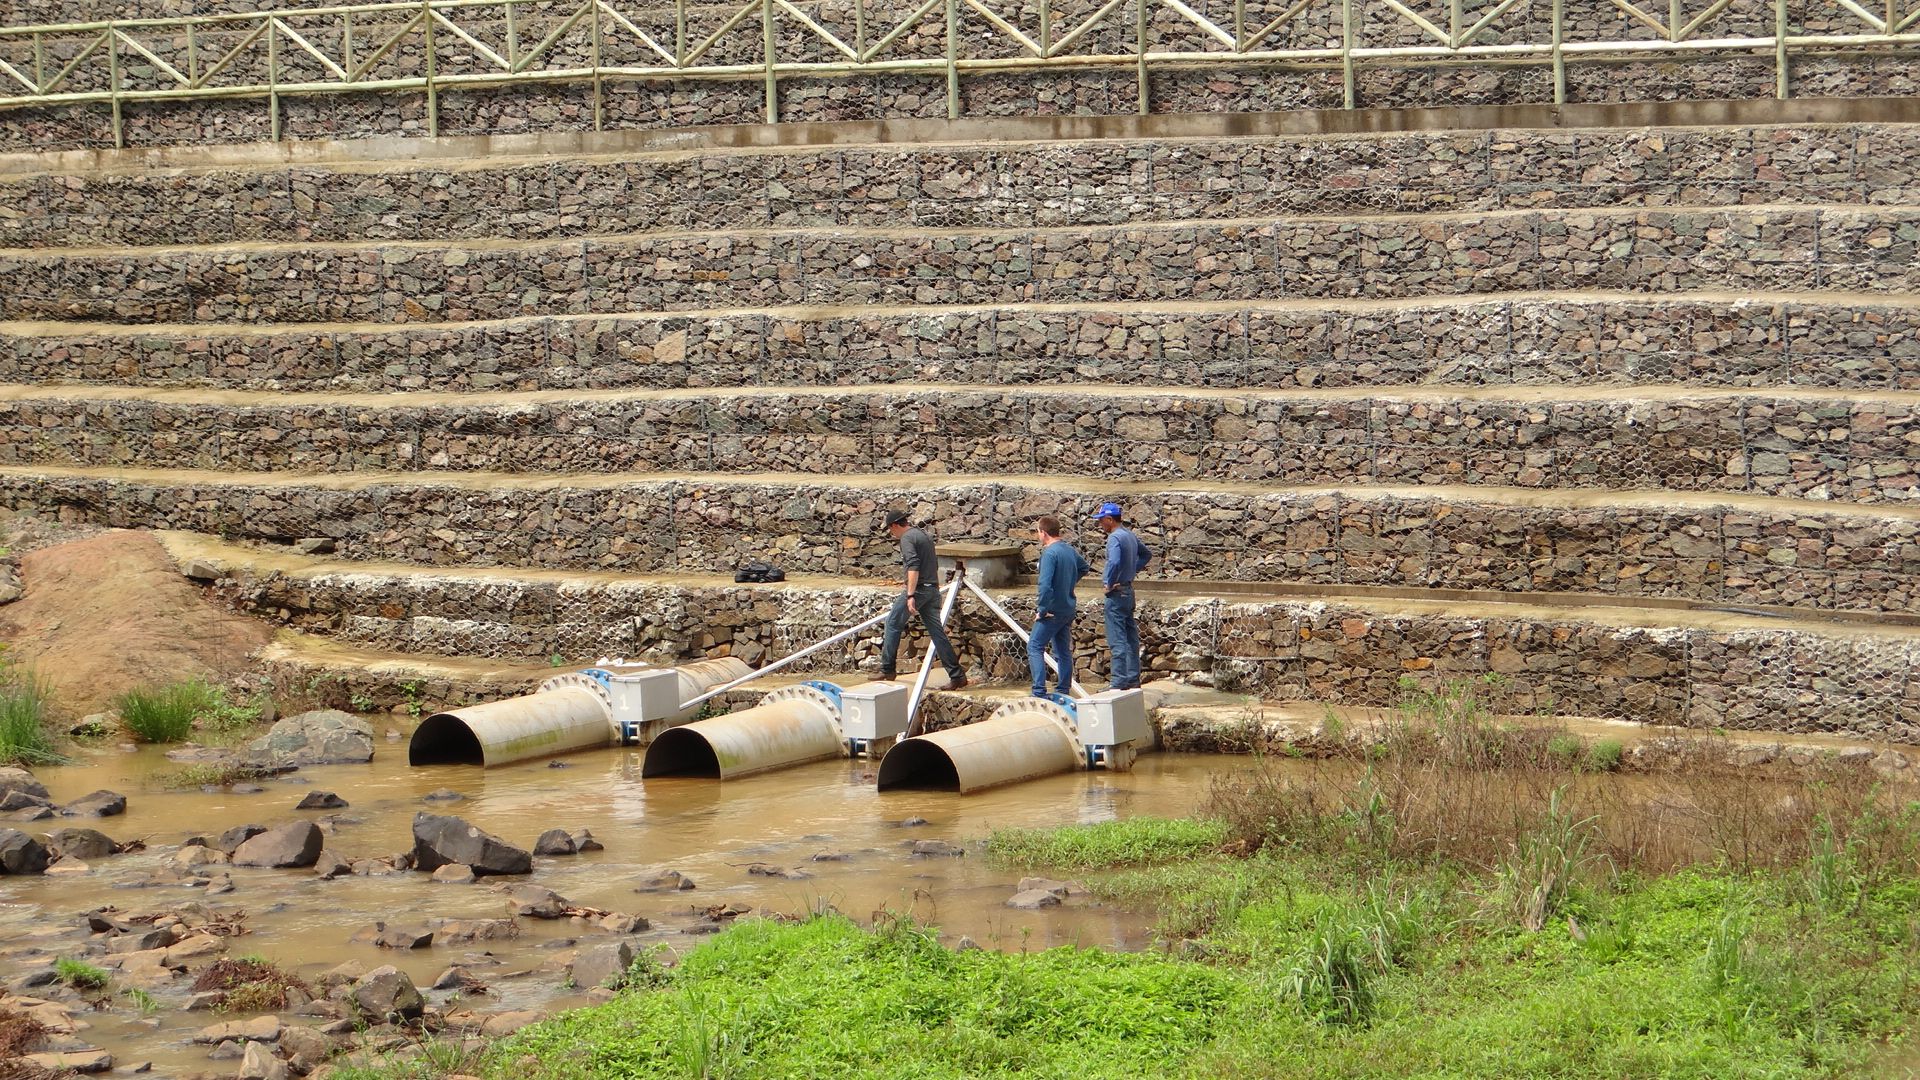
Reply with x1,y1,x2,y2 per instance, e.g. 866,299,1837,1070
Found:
1028,515,1090,698
1094,502,1151,690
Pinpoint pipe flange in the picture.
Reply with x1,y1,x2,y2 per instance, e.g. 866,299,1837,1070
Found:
988,697,1083,752
538,671,613,713
762,683,844,736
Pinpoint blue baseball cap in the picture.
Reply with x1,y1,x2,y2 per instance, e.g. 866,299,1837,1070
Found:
1095,502,1123,520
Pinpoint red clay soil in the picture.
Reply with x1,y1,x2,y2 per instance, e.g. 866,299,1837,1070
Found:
0,530,272,716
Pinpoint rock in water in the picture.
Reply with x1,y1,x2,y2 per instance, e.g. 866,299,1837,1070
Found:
349,966,425,1023
568,942,633,991
61,790,127,817
533,829,576,856
239,1041,289,1080
0,828,49,874
232,822,324,868
411,813,532,876
0,766,49,805
211,824,267,854
45,827,116,861
295,791,348,810
243,711,374,767
1006,889,1063,910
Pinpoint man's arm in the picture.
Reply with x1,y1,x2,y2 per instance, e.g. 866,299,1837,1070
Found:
1103,532,1121,592
902,535,922,611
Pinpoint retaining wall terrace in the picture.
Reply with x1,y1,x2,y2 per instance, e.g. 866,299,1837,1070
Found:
205,562,1920,739
9,471,1920,612
5,297,1914,393
3,207,1911,325
3,390,1918,504
0,124,1902,249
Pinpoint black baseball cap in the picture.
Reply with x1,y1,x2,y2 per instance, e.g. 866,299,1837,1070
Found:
881,510,910,531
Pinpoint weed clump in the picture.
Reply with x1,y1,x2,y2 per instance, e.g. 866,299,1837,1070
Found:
53,957,108,989
192,958,310,1012
0,664,56,766
117,680,217,742
157,762,274,790
116,680,264,744
986,817,1227,870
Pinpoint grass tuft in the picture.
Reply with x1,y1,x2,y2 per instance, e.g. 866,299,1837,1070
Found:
117,680,218,743
0,666,59,766
53,957,108,990
985,817,1227,870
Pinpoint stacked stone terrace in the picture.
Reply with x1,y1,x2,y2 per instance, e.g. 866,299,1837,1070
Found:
5,119,1920,742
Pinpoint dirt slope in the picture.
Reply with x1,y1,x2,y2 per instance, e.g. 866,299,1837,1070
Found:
0,529,273,715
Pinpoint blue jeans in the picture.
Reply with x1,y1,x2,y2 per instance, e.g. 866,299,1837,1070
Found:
1104,586,1140,688
880,585,963,681
1028,613,1074,695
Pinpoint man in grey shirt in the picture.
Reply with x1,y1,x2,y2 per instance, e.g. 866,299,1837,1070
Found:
877,510,968,689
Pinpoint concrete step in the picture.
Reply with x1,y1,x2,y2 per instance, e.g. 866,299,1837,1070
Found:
0,204,1904,325
2,380,1918,505
12,463,1920,616
0,122,1901,249
179,532,1920,742
6,291,1915,394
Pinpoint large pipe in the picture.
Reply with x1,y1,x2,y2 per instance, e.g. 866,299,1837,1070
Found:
409,686,612,768
410,658,750,769
642,685,845,780
876,699,1081,794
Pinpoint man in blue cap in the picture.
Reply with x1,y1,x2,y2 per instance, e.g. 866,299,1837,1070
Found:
1094,502,1150,690
1028,515,1089,698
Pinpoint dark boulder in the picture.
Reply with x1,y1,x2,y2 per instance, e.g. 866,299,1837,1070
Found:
0,828,49,874
61,790,127,818
532,829,576,856
349,966,425,1023
232,822,324,868
212,824,267,855
295,791,348,811
45,828,116,861
411,813,531,877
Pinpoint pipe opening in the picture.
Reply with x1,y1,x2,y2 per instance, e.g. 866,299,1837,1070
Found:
642,727,721,778
409,713,484,766
876,739,961,792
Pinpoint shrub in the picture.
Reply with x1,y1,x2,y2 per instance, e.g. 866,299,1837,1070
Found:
117,680,218,742
0,666,57,765
1277,912,1376,1026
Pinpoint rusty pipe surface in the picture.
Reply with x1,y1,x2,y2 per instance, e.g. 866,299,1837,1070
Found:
410,686,613,768
876,704,1080,794
641,690,843,780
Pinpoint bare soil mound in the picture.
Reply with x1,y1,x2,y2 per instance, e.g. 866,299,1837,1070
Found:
0,529,272,715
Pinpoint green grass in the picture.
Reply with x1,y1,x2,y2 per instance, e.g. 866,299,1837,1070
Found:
0,666,58,765
116,679,219,743
984,816,1227,871
54,957,108,990
156,761,273,789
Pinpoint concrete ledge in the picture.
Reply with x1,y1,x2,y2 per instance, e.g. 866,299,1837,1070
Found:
6,95,1920,177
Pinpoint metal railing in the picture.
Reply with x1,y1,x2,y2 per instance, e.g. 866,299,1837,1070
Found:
0,0,1917,145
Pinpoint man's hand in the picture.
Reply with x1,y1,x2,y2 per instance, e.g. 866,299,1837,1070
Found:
906,596,918,615
1039,611,1055,620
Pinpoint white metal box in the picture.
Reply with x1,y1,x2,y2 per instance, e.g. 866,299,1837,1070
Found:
840,682,911,740
607,668,685,726
1076,688,1149,746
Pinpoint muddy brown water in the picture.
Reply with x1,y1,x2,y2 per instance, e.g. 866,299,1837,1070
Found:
2,741,1233,1074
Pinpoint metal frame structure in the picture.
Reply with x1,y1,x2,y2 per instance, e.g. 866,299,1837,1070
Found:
1,0,1917,145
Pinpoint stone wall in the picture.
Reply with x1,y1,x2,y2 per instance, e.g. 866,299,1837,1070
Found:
2,207,1910,325
207,561,1920,741
5,297,1915,393
2,389,1916,505
8,470,1920,613
0,124,1900,249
